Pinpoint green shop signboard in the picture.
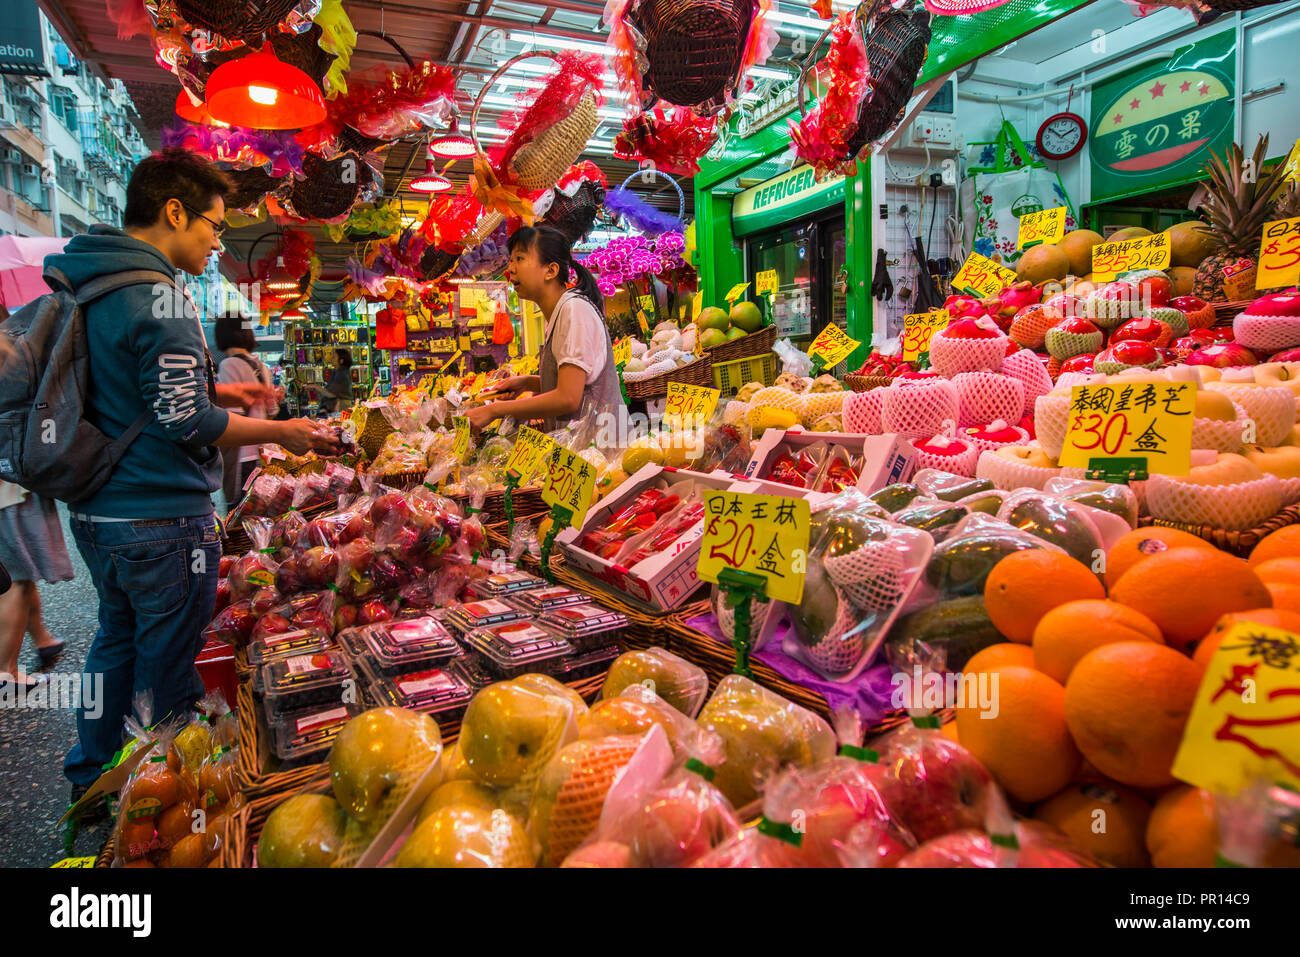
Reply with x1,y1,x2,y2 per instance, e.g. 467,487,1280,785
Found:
1090,30,1235,204
732,166,846,237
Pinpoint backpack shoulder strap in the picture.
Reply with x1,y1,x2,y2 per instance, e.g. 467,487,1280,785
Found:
44,267,181,305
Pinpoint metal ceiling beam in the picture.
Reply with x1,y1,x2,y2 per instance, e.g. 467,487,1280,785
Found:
341,0,603,44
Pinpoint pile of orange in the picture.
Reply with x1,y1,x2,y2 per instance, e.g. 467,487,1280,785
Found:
954,524,1300,868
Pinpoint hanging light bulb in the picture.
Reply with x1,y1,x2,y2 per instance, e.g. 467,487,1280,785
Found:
264,255,301,292
205,44,326,130
428,116,475,159
410,160,453,193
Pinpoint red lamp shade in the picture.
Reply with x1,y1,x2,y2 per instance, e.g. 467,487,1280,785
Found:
205,44,326,130
428,116,475,159
174,89,228,127
410,160,453,193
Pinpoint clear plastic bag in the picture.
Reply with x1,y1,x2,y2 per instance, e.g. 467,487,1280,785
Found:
1043,476,1139,528
996,489,1105,567
600,647,710,719
920,512,1061,600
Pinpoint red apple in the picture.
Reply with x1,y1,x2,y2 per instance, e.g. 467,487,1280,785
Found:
1184,342,1258,368
334,603,359,632
1056,316,1100,336
250,586,282,616
1094,281,1140,307
214,579,231,615
1170,295,1209,313
369,492,412,529
336,538,375,577
1059,353,1096,374
292,608,334,637
1110,339,1159,365
1005,338,1020,357
275,555,302,596
1042,293,1084,321
870,735,995,843
358,599,394,625
1271,347,1300,362
298,546,339,588
204,600,256,646
252,613,293,641
218,555,235,578
1135,273,1172,307
1155,347,1178,365
943,317,1002,339
1111,316,1166,344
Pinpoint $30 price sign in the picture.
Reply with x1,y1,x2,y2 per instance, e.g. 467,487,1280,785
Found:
665,382,721,425
697,491,811,604
952,252,1019,298
1058,381,1195,475
1090,233,1173,281
1017,206,1067,249
504,426,555,484
541,446,598,528
901,310,949,362
807,322,860,370
1258,216,1300,290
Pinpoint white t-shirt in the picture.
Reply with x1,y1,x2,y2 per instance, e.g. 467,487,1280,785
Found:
217,352,275,463
544,291,607,384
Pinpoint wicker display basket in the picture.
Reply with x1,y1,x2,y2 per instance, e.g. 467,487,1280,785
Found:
177,0,300,45
611,168,686,235
623,353,714,400
225,167,289,215
283,152,375,222
702,322,777,366
544,180,606,244
1213,299,1252,325
1144,504,1300,558
631,0,755,110
844,374,895,392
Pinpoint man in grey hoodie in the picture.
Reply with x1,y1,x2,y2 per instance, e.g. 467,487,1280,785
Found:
45,149,339,810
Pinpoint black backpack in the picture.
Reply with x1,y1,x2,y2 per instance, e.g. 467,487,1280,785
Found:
0,267,180,502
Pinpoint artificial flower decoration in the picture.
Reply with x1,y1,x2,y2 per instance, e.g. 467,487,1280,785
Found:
789,9,870,177
163,121,305,177
613,106,718,177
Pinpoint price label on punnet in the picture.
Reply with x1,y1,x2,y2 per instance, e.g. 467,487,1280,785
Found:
1017,206,1068,249
1058,381,1195,475
1090,232,1173,281
665,381,721,425
807,322,861,369
504,426,555,485
901,309,950,362
541,445,598,528
452,415,471,458
697,491,811,605
1258,216,1300,291
952,252,1019,298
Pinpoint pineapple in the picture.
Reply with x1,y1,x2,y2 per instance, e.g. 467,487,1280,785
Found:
1193,134,1291,302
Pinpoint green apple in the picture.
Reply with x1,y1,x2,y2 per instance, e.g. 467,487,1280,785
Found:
600,647,708,718
328,708,443,823
394,805,534,868
459,682,577,788
729,300,763,333
528,735,642,866
257,793,347,868
417,780,499,824
696,306,730,332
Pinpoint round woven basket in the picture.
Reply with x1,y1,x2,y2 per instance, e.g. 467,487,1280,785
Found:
225,166,288,214
269,23,334,90
543,180,606,243
631,0,754,110
176,0,301,45
462,210,505,249
420,246,460,282
614,168,686,227
283,151,373,221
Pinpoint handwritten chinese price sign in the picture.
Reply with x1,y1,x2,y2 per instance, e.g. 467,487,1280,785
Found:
1017,206,1068,249
504,426,555,485
1058,382,1195,475
613,337,631,367
698,492,811,604
541,446,597,528
807,322,860,370
1091,233,1173,282
952,252,1019,298
1172,622,1300,793
1258,217,1300,291
452,415,470,458
901,310,950,362
665,382,721,426
724,282,751,304
1284,138,1300,184
755,269,779,297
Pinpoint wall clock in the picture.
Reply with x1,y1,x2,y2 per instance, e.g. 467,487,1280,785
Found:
1037,112,1088,161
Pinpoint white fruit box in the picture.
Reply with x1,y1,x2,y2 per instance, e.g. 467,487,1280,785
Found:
741,429,917,495
556,464,825,612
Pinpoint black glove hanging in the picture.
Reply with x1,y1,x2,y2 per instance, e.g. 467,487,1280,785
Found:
871,248,894,302
911,236,944,312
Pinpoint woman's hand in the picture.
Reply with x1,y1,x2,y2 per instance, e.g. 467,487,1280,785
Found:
466,404,500,432
482,375,536,398
276,419,343,456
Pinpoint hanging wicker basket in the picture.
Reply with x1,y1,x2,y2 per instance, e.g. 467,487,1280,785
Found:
225,166,288,215
283,151,374,221
612,167,686,231
175,0,301,45
543,180,606,243
462,210,505,249
630,0,755,111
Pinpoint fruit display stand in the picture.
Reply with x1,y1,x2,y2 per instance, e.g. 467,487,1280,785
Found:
1144,504,1300,559
623,353,714,401
701,323,778,366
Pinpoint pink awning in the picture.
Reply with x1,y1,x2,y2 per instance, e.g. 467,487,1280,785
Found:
0,235,70,310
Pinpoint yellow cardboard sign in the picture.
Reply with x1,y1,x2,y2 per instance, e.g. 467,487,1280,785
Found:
1017,206,1068,249
807,322,860,369
724,282,751,303
541,446,598,527
438,349,463,373
1172,622,1300,794
1058,381,1195,475
691,291,704,319
1258,216,1300,291
638,294,655,314
1284,138,1300,184
613,337,631,367
50,856,97,868
901,310,950,362
697,491,811,604
665,382,721,425
636,310,650,335
452,415,470,458
504,426,555,484
755,269,779,296
952,252,1019,298
1091,232,1173,281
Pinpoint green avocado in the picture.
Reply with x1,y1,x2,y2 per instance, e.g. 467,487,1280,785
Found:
926,535,1042,597
888,595,1005,671
868,483,922,513
894,502,970,540
929,476,995,503
1003,497,1099,565
961,493,1004,516
1065,488,1135,524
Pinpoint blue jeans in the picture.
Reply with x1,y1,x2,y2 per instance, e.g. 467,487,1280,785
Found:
64,513,220,786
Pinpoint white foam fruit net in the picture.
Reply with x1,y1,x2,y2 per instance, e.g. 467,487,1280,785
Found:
750,387,804,414
844,389,884,434
1034,392,1073,459
1001,350,1054,418
800,391,849,427
880,380,960,439
717,591,775,643
976,448,1061,491
927,332,1007,378
1206,384,1295,446
533,736,641,867
1145,473,1283,531
723,400,751,427
913,441,979,477
952,372,1026,428
1191,402,1249,453
1280,476,1300,507
805,542,906,676
1233,313,1300,353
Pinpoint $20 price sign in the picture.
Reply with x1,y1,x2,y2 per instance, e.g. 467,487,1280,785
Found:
1058,381,1195,475
541,446,598,528
697,491,811,604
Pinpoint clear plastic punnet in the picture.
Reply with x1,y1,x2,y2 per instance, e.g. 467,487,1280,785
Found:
538,603,629,651
469,569,548,597
255,650,355,718
338,616,462,676
270,701,366,764
443,598,527,636
509,584,590,614
247,628,337,668
461,620,575,680
555,643,623,683
366,664,476,719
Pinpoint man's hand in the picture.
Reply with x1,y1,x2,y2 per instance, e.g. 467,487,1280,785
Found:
276,418,343,456
216,381,277,409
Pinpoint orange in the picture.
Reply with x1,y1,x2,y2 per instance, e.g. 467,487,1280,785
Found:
1109,547,1272,651
955,666,1080,803
1146,785,1217,868
1248,525,1300,566
1064,642,1203,788
1035,780,1153,868
1104,527,1215,590
984,551,1105,644
1032,599,1163,684
963,642,1035,675
939,720,960,744
1266,582,1300,615
1253,557,1300,586
1194,608,1300,669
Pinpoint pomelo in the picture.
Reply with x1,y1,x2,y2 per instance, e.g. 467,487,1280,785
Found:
1017,244,1070,284
697,307,730,332
1166,221,1214,267
700,328,729,350
1058,229,1104,278
729,300,763,333
725,327,747,341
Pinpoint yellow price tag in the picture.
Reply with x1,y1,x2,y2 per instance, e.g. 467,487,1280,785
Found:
691,291,703,319
755,269,779,296
637,294,655,314
453,415,471,458
1016,206,1068,249
697,491,811,604
901,310,950,362
1284,139,1300,184
665,382,721,425
613,337,631,367
504,426,555,485
1058,381,1195,475
636,310,650,335
1172,622,1300,794
724,282,750,303
1258,216,1300,291
50,856,97,868
1091,233,1173,282
541,446,598,528
952,252,1019,298
806,322,860,370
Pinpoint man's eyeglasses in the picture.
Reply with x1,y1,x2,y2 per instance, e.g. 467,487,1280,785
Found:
181,203,227,238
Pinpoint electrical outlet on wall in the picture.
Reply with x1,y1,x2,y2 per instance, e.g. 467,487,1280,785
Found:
911,116,956,147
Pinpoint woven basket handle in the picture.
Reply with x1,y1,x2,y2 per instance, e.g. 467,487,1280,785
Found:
356,30,416,69
796,1,889,120
470,50,564,169
617,168,686,222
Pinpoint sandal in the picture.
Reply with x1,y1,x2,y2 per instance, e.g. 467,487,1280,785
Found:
36,641,65,670
0,672,45,694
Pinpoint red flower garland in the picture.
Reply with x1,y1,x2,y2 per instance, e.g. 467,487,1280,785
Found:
789,10,870,177
614,106,718,177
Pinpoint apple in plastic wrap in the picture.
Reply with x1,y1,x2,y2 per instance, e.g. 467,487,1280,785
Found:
622,777,741,867
257,793,348,868
600,647,709,718
439,740,474,783
328,708,443,824
578,692,693,753
394,805,533,868
897,821,1097,867
696,675,836,808
512,673,589,718
873,724,997,843
561,841,633,868
458,682,578,790
529,735,643,867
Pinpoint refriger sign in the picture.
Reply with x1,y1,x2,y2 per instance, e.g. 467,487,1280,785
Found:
732,165,845,237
